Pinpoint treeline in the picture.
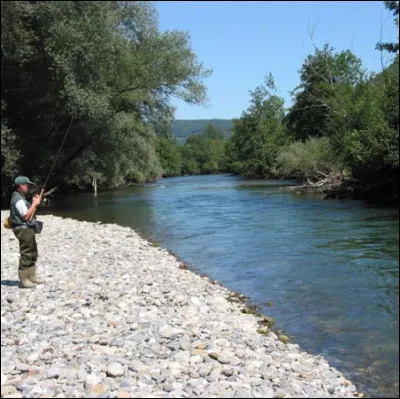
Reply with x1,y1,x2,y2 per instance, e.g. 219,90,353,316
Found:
157,124,228,176
172,119,233,144
1,1,399,205
157,1,399,203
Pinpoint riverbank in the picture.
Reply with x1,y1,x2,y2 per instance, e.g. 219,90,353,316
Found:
281,177,399,206
1,211,363,398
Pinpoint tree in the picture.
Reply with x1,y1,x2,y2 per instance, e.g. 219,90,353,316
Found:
202,124,224,140
178,124,226,174
343,57,399,201
1,1,211,201
376,1,399,54
229,74,288,177
284,44,366,143
1,100,21,202
156,135,182,177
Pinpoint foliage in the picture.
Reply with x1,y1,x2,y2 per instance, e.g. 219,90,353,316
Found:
1,0,211,202
156,135,182,177
284,44,366,142
279,38,398,202
180,124,226,174
1,100,21,203
1,1,398,205
1,101,20,178
343,60,399,181
276,137,345,181
225,8,398,204
172,119,233,145
228,74,289,177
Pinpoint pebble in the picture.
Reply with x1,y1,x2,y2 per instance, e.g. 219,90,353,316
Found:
1,211,359,398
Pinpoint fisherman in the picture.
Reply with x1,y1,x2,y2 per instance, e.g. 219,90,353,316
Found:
9,176,45,288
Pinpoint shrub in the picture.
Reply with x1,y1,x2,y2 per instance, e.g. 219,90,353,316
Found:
276,137,345,181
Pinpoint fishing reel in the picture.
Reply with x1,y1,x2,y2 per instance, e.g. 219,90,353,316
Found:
41,197,51,206
27,192,51,206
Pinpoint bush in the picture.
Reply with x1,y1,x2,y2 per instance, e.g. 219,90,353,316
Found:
276,137,345,181
128,171,146,184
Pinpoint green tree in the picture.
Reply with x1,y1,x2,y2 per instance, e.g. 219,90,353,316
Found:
1,101,21,202
343,57,399,200
284,45,366,143
201,124,225,173
178,123,226,174
282,37,398,201
229,74,288,177
1,1,211,201
202,123,224,140
156,135,182,177
276,137,346,183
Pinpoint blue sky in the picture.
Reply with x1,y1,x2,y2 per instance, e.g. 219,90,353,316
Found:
154,1,398,120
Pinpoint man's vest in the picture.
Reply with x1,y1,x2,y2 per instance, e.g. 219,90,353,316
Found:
9,191,36,228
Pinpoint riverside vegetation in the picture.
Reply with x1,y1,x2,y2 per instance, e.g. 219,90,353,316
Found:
1,1,399,205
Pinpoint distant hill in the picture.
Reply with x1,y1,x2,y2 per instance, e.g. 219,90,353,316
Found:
172,119,233,144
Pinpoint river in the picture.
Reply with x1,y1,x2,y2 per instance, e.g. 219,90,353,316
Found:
42,174,399,398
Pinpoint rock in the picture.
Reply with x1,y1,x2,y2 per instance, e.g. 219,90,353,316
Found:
1,386,18,396
46,367,60,379
107,363,124,378
221,368,234,377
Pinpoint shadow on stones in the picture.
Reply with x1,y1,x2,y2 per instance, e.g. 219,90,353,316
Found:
1,279,19,287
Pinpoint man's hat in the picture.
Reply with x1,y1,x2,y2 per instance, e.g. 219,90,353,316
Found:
14,176,34,185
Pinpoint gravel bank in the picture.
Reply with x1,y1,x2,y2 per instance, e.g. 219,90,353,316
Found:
1,211,362,398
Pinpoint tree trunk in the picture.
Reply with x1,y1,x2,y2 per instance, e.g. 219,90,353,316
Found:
92,175,97,197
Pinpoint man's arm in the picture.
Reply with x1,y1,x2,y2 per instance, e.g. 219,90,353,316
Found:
15,194,42,222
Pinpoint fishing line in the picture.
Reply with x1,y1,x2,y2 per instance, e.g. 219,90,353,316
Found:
42,117,75,189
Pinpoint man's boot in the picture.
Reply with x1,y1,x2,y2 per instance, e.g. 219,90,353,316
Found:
18,269,36,288
28,266,46,284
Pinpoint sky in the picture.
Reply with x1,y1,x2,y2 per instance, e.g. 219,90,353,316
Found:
154,1,398,120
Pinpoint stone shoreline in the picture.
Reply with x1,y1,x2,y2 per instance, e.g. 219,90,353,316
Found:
1,211,362,398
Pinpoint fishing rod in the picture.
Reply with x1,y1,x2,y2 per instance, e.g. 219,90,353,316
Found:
30,117,75,216
42,117,75,189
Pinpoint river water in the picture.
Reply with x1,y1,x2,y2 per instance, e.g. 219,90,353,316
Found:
42,174,399,398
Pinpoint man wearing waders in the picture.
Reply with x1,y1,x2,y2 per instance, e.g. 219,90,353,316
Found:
9,176,45,288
